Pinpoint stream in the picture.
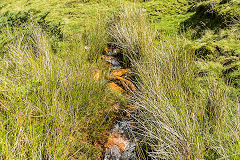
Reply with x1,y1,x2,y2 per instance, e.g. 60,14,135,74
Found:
101,45,138,160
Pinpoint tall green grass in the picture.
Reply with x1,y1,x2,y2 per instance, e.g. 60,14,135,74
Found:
108,7,240,159
0,23,117,159
1,3,239,159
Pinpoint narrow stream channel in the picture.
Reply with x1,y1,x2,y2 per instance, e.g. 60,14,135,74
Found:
101,44,138,160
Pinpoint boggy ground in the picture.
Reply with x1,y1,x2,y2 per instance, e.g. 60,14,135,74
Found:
0,0,240,159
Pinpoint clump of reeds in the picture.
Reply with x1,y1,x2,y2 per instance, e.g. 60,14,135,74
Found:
108,7,240,159
0,22,116,159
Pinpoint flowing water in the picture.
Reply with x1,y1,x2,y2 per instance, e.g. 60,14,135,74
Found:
101,46,138,160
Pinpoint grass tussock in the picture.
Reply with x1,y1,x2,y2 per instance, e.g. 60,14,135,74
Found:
0,23,117,159
108,7,156,61
84,16,109,62
108,7,240,159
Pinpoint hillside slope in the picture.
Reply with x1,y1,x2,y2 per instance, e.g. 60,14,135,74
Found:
0,0,239,159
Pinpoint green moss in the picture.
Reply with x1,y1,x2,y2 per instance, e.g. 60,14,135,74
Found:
223,61,240,87
0,0,137,34
194,43,219,60
195,61,224,77
220,56,239,66
0,10,63,41
141,0,192,34
182,0,240,38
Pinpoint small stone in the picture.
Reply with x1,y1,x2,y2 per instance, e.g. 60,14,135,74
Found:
121,142,138,160
112,65,122,69
101,55,121,66
104,146,121,160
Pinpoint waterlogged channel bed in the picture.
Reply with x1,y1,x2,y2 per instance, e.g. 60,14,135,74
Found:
101,45,138,160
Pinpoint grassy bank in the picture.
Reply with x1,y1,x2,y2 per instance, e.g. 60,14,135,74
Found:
0,1,130,159
108,7,240,159
0,22,124,159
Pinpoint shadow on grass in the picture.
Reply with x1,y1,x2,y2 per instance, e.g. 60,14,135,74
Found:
181,2,235,39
